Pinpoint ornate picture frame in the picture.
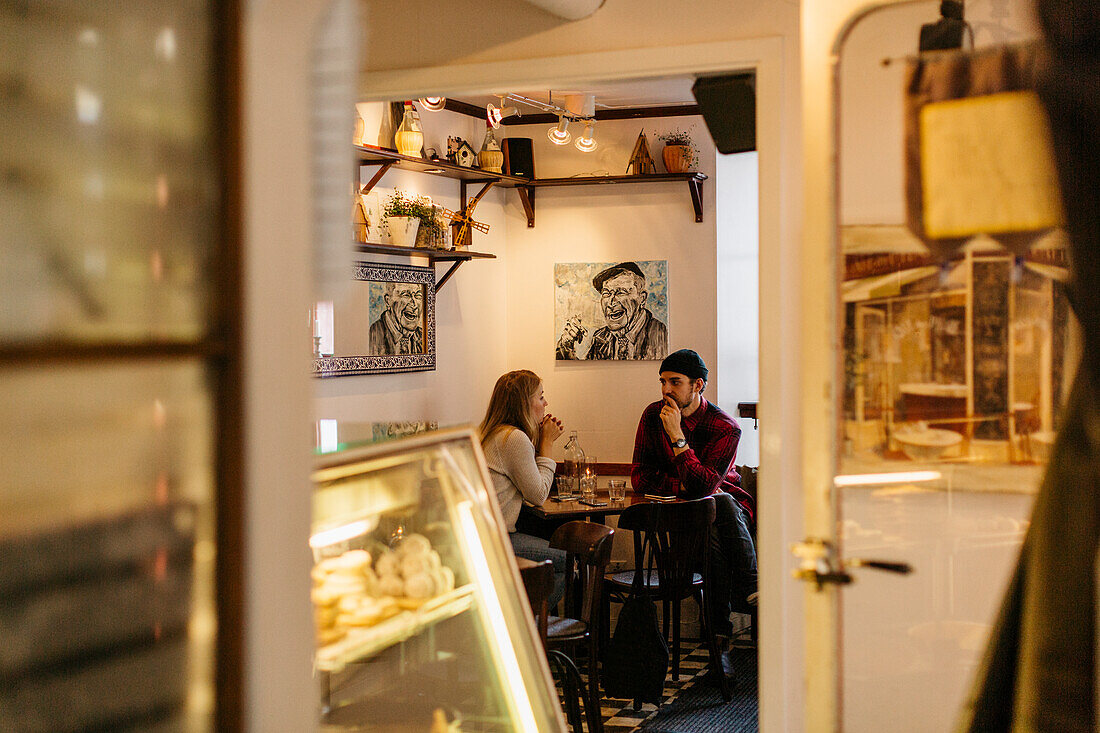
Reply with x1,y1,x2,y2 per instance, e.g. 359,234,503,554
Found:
313,261,436,377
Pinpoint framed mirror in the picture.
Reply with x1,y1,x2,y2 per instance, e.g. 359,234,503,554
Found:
313,262,436,377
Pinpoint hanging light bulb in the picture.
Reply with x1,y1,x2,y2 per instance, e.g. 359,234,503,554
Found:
487,103,520,129
574,120,597,152
418,96,446,111
547,116,571,145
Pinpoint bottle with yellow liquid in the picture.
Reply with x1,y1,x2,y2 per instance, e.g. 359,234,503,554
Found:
394,101,423,158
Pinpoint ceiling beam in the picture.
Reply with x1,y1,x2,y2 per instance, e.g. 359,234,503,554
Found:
440,98,700,124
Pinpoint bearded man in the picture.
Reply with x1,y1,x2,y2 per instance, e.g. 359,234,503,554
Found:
631,349,757,642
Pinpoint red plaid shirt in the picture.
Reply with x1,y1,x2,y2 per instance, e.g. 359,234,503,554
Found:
631,397,753,520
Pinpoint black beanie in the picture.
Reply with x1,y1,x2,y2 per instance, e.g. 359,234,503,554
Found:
659,349,708,381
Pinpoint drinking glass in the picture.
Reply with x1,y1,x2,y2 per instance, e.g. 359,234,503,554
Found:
608,479,627,503
555,475,576,499
581,457,598,500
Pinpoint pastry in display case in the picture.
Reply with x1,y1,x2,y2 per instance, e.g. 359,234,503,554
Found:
310,426,565,732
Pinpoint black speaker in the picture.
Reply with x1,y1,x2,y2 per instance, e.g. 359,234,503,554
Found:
502,137,535,178
691,73,756,155
920,0,968,52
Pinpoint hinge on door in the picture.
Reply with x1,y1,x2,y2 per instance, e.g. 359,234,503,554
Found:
791,538,913,591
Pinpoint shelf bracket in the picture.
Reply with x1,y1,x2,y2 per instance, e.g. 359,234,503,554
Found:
435,260,466,291
359,161,395,195
518,186,536,227
687,177,704,223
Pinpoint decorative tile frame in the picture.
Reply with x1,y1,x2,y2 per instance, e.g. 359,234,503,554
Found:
313,261,435,377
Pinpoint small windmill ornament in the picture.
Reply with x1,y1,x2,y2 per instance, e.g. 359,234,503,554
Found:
441,183,492,249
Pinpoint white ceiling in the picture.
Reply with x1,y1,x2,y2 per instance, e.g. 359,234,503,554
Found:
458,76,696,112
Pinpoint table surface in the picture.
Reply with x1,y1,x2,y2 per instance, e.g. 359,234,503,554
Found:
523,490,634,521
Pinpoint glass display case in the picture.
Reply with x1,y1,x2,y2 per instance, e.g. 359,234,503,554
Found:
310,426,565,732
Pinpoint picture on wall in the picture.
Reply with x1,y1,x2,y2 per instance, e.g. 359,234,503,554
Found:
555,260,668,361
313,262,435,377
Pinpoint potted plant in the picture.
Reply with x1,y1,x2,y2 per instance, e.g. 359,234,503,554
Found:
657,128,699,173
383,190,446,248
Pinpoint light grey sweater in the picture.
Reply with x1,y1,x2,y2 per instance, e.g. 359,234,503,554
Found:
482,427,556,532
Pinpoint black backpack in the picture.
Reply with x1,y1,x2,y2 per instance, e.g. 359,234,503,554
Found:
601,537,669,703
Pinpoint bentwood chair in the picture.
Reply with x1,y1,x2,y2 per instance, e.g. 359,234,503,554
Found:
546,521,614,732
519,557,591,733
605,497,731,700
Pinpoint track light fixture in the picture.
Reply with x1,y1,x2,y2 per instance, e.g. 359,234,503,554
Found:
418,96,446,111
547,116,572,145
487,103,520,129
574,120,597,152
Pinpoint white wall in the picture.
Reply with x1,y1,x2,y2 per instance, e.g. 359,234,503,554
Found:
717,151,760,467
314,110,763,469
313,106,511,428
501,115,719,463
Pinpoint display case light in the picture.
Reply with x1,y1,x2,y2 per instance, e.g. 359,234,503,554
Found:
309,519,373,549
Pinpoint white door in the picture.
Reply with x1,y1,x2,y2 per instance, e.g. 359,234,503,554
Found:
804,1,1061,730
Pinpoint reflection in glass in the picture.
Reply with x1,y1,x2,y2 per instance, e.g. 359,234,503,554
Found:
842,238,1072,468
0,361,215,730
833,4,1060,730
0,2,217,343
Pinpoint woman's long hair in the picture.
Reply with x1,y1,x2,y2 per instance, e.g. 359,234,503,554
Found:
479,370,541,446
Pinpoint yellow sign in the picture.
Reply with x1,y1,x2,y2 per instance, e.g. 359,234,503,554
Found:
920,91,1064,238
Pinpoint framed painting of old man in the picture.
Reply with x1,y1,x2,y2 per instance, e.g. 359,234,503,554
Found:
555,260,669,360
313,262,435,377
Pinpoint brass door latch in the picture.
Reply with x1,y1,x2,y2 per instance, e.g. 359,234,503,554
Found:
791,538,913,591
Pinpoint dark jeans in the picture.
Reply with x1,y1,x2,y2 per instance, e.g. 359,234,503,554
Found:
707,491,757,636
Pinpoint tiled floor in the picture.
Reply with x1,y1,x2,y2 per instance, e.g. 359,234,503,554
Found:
600,644,715,731
558,617,756,733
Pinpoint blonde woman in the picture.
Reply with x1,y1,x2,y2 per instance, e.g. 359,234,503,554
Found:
479,370,566,609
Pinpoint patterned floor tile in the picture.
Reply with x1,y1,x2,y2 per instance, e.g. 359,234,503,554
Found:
550,640,742,732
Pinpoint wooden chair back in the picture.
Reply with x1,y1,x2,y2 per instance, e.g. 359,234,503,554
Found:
549,520,615,632
518,558,554,644
617,497,716,599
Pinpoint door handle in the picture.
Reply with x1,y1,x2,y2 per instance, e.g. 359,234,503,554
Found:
847,558,913,574
791,538,912,591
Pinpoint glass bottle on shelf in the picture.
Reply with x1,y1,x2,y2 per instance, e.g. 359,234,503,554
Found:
561,431,585,498
478,121,504,173
394,101,424,158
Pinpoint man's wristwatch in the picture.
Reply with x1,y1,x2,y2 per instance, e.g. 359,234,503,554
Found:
671,438,688,449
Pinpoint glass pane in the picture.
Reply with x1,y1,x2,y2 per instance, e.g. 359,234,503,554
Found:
311,428,564,731
0,1,217,343
834,4,1059,731
0,361,215,731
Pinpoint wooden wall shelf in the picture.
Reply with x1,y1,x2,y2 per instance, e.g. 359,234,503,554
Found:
521,172,707,226
356,145,530,190
356,145,708,228
354,242,495,291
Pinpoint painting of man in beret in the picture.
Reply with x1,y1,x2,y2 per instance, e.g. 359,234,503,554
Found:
555,261,669,360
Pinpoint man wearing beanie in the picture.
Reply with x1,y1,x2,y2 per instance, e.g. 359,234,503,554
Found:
631,348,758,641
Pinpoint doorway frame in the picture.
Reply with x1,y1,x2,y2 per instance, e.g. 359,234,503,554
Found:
359,36,803,731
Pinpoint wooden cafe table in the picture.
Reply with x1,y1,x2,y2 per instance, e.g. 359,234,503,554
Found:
523,490,630,525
